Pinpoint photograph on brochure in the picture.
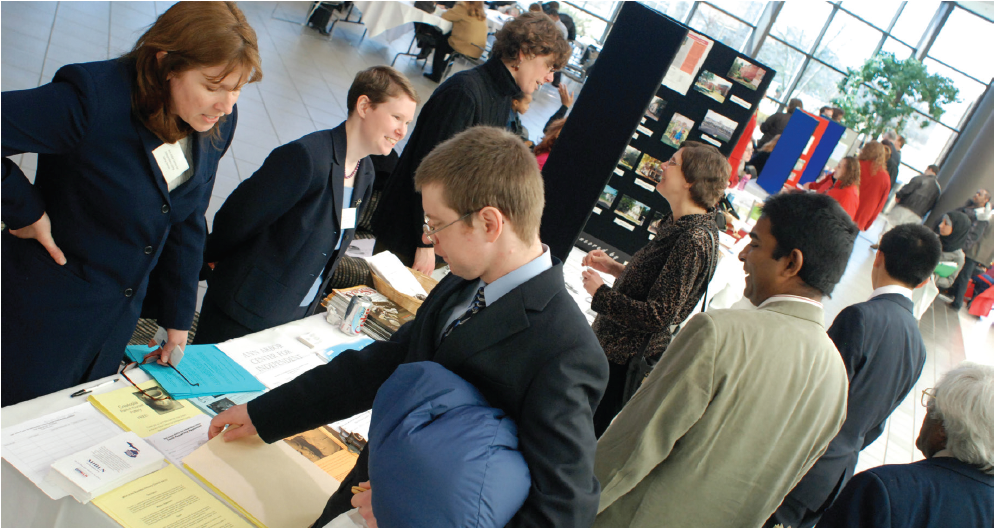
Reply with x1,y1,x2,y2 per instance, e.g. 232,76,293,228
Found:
728,57,766,90
635,154,664,183
662,113,695,149
615,194,652,225
619,145,642,170
693,70,733,103
647,211,667,235
644,96,668,121
700,109,738,142
134,388,185,415
598,184,619,209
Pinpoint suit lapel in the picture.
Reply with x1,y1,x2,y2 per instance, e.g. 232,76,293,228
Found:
434,287,532,368
133,117,171,202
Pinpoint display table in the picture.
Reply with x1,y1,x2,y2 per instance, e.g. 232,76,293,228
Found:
1,314,355,528
351,0,452,41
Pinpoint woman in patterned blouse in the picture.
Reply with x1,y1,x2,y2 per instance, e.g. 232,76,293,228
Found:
582,141,727,437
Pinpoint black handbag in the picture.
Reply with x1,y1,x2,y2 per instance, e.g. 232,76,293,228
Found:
620,228,719,403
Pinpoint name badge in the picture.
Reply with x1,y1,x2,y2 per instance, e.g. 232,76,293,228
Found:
151,142,190,185
341,208,357,230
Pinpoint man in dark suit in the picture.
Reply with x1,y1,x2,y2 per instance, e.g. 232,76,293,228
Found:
766,223,943,528
817,362,994,528
209,126,609,527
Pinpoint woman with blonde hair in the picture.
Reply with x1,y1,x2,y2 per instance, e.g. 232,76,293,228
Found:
425,1,489,82
1,1,262,405
853,141,892,230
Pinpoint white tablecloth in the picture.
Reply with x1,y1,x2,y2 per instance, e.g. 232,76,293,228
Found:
351,1,451,39
1,314,352,528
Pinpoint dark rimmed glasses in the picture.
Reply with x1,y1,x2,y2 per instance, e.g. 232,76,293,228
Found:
118,350,200,401
423,210,476,245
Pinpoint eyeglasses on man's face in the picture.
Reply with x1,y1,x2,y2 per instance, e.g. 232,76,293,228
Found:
423,210,475,245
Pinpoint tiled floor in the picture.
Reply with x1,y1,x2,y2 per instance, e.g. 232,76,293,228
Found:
3,0,992,475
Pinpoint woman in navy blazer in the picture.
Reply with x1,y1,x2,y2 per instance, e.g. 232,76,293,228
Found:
194,67,418,344
0,2,262,406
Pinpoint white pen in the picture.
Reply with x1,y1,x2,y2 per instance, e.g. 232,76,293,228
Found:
70,378,120,398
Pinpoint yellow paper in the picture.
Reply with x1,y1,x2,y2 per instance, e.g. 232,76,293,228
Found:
92,464,252,528
183,433,341,528
89,380,204,437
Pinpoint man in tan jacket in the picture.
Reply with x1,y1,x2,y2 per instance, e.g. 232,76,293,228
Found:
594,192,858,528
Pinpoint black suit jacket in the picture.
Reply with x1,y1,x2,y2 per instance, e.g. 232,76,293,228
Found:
1,59,234,404
203,124,374,331
817,457,994,528
249,262,609,527
371,58,519,264
784,293,926,510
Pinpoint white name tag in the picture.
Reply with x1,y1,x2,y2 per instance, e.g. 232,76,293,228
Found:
151,142,190,186
341,208,357,230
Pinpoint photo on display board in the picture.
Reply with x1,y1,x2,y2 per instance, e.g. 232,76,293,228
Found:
615,194,652,226
598,184,619,209
647,211,667,235
635,154,664,183
644,96,668,121
728,57,766,90
662,113,695,149
700,109,738,143
692,70,733,103
619,145,642,170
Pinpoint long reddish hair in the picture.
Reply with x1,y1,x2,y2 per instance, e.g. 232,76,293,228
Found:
124,2,263,143
534,118,566,156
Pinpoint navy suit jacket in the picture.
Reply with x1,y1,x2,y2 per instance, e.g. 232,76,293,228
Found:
248,262,609,527
817,457,994,528
785,293,927,510
203,124,374,331
1,59,233,404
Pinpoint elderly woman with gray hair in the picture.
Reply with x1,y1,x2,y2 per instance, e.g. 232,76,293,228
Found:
817,362,994,528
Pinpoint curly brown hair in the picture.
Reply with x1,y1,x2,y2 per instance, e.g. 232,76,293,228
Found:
680,141,730,209
835,156,861,189
533,118,565,156
490,11,571,69
125,2,263,144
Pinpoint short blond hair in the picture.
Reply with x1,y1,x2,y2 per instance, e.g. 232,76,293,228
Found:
414,127,544,243
347,66,419,115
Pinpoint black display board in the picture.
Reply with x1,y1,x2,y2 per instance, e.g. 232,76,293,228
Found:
539,2,774,262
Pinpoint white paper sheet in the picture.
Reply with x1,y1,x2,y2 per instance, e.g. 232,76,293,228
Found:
365,252,428,297
1,403,122,499
217,338,325,389
329,410,372,440
146,415,212,467
662,31,713,95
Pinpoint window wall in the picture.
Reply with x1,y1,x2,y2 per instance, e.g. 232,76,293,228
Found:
619,1,994,181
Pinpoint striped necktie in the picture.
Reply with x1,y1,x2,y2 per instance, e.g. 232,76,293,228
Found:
442,286,486,340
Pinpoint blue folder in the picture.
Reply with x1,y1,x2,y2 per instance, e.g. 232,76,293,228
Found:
125,344,266,399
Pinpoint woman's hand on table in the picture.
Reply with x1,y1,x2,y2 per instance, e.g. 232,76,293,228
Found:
351,481,378,528
581,268,605,296
145,328,188,366
9,212,66,265
208,404,258,441
582,249,623,277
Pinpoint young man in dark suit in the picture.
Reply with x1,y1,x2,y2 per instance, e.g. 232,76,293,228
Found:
209,126,609,527
767,223,943,528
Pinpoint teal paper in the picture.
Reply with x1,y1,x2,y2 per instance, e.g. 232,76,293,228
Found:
125,344,266,399
319,337,375,361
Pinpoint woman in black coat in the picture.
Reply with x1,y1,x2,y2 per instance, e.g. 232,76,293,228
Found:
371,11,571,275
0,2,262,405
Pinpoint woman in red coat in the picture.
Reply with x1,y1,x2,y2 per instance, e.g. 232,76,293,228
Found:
821,156,861,221
852,141,891,230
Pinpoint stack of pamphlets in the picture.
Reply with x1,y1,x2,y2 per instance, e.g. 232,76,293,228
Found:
43,431,165,504
324,286,416,341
